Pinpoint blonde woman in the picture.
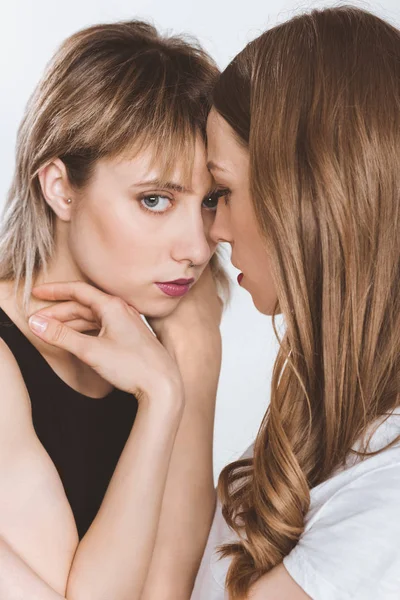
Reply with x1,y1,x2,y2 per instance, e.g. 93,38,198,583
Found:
193,6,400,600
0,21,229,600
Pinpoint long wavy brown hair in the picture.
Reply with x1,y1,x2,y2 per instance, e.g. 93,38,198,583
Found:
213,6,400,598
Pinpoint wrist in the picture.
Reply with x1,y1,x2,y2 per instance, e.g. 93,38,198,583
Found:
137,378,185,416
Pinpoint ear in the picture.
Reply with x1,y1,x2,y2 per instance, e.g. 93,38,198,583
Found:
38,158,74,222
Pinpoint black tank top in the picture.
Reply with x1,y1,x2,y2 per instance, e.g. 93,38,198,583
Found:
0,307,138,539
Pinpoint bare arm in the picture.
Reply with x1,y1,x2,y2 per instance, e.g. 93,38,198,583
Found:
0,536,67,600
141,333,222,600
139,265,224,599
0,339,78,597
0,275,219,599
28,281,187,600
246,563,311,600
0,333,184,600
65,392,183,600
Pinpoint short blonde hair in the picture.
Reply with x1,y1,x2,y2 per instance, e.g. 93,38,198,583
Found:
1,20,230,307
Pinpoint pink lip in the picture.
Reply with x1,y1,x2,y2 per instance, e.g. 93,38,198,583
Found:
155,282,191,297
161,278,194,285
237,273,244,284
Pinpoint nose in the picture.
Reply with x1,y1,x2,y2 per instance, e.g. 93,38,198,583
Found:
209,200,233,245
171,210,212,267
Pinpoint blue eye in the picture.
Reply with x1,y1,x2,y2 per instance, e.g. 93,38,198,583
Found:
140,195,172,214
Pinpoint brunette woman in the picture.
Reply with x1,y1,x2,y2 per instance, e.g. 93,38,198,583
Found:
193,6,400,600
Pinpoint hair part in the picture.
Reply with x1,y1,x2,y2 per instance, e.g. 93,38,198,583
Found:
214,6,400,597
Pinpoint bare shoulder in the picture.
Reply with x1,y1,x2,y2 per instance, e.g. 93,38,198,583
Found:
0,338,79,595
0,281,33,412
0,334,32,406
0,336,32,406
0,336,38,465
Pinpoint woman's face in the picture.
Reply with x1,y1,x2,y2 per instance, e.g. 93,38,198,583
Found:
207,108,278,315
43,137,218,318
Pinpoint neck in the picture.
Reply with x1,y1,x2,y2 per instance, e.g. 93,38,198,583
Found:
29,226,86,316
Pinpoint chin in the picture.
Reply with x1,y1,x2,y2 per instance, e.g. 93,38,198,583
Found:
252,296,276,316
107,286,183,319
141,299,182,319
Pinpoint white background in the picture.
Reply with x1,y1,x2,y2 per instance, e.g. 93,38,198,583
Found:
1,0,399,481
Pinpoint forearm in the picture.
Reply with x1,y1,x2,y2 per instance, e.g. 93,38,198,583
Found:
141,337,221,599
65,390,183,600
0,535,66,600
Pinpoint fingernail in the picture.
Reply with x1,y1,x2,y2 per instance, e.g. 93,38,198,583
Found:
29,315,49,333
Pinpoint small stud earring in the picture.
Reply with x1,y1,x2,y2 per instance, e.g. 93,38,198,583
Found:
66,198,72,204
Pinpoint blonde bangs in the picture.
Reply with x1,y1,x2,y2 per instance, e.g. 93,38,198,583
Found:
116,115,198,189
0,19,219,310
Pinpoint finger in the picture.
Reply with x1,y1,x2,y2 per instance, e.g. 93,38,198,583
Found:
65,319,100,333
35,301,97,325
32,281,111,319
28,314,92,362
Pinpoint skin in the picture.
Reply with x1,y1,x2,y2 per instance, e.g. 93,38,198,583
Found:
30,270,223,600
40,139,218,319
0,136,219,396
0,135,223,598
207,108,310,600
206,108,278,316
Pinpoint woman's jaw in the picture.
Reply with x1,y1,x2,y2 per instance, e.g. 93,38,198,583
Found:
36,138,218,318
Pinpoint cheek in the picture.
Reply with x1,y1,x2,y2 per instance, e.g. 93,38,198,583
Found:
68,201,152,286
64,197,193,317
72,201,141,258
254,256,278,314
246,247,278,315
234,212,278,314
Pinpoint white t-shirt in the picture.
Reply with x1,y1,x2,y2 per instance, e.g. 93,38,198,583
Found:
191,411,400,600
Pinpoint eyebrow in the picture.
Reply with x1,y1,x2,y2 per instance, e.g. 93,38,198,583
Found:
133,178,192,194
206,161,229,173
